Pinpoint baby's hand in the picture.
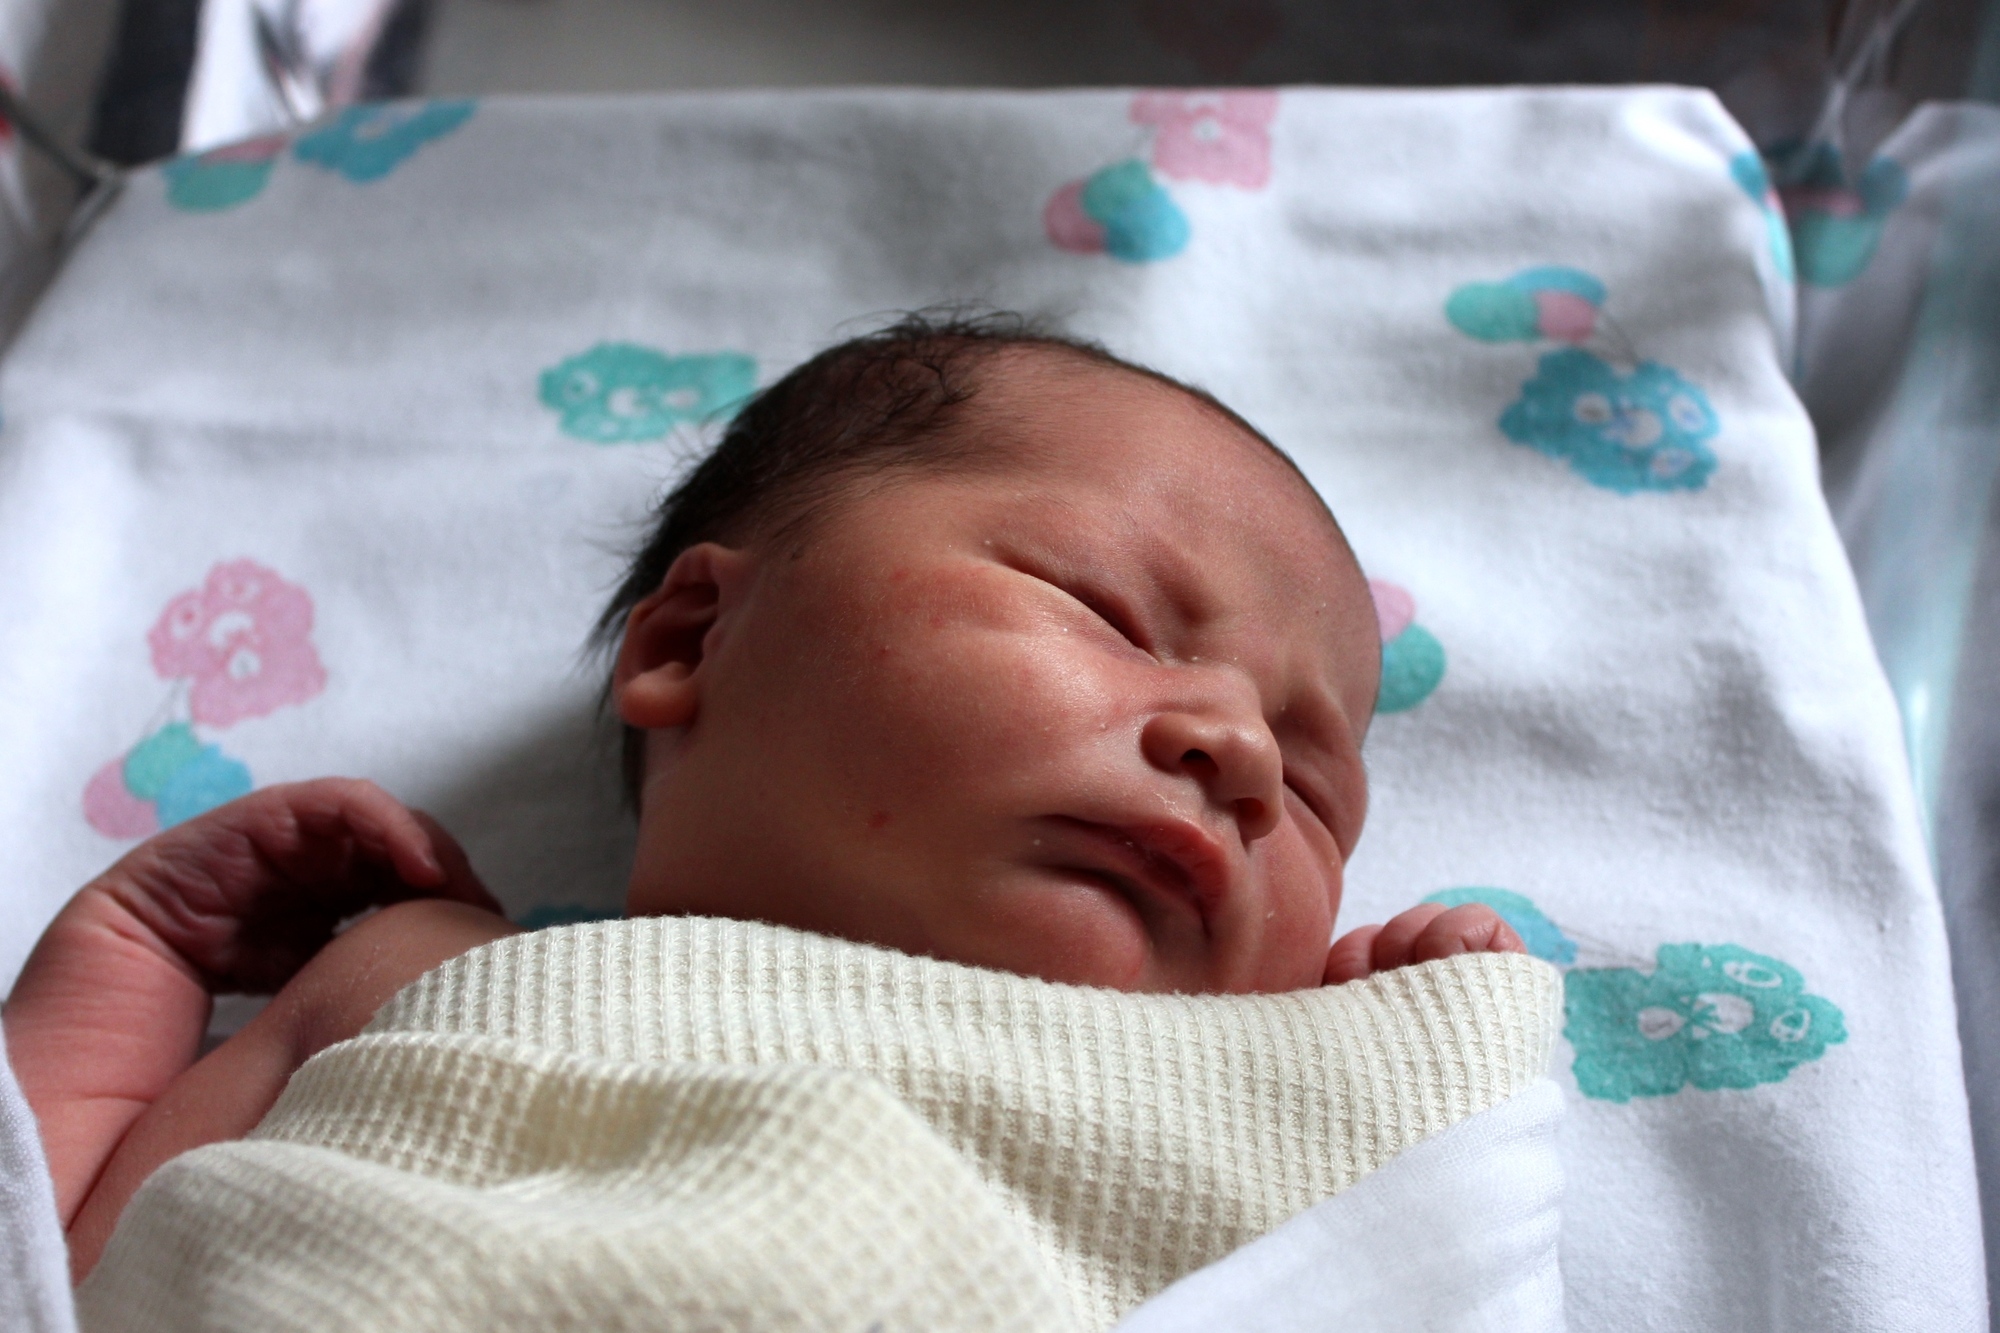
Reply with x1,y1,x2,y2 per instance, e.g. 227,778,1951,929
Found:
1322,902,1525,986
54,777,496,994
5,778,499,1225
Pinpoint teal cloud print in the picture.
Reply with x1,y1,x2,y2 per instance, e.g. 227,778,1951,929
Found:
121,721,252,829
1565,942,1846,1103
540,343,758,444
162,134,287,212
515,902,622,931
294,100,476,183
1760,139,1908,287
1446,267,1605,345
1728,152,1797,283
1044,160,1191,264
1501,349,1718,494
1368,578,1445,713
1422,888,1576,965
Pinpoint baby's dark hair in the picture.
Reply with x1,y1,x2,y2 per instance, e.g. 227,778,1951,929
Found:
596,310,1301,803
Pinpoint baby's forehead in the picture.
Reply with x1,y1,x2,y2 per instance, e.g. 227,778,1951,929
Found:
947,352,1376,670
963,350,1349,553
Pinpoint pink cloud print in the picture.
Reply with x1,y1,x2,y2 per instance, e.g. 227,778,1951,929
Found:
84,560,328,838
1045,90,1278,263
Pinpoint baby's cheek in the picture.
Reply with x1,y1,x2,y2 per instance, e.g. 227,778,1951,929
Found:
1247,815,1343,990
1280,794,1344,914
971,870,1155,989
900,630,1125,766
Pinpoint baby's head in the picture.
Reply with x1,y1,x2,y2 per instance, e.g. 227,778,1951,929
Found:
605,316,1381,993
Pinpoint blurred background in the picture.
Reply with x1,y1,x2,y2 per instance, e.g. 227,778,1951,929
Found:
71,0,1993,164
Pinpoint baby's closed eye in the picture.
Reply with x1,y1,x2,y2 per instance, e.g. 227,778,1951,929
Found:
1015,561,1155,656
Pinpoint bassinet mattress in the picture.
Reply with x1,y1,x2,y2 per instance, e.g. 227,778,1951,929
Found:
0,86,1982,1328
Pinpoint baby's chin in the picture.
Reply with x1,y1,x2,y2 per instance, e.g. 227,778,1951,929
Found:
944,870,1172,991
944,867,1323,994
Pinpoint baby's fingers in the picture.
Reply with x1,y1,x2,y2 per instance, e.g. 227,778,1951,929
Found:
295,781,497,911
1323,925,1381,986
1364,902,1450,974
1325,905,1527,986
1401,904,1525,967
405,810,502,915
300,779,445,888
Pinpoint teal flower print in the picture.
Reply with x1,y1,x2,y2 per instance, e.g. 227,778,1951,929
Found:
1499,349,1718,494
294,100,476,183
539,343,757,444
1565,942,1846,1102
1762,140,1908,287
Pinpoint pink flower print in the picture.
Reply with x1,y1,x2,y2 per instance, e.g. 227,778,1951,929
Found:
146,559,327,728
1130,90,1279,190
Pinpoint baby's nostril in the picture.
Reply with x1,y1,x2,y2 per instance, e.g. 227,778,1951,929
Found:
1181,748,1211,768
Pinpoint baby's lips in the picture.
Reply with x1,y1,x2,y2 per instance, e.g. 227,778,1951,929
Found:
1114,819,1233,918
1038,815,1234,926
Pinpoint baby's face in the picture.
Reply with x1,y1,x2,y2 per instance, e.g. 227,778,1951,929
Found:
619,355,1380,992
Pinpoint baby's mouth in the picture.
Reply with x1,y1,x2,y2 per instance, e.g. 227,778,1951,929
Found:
1033,816,1230,933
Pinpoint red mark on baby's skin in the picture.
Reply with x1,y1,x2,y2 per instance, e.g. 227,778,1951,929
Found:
890,568,910,582
867,810,891,831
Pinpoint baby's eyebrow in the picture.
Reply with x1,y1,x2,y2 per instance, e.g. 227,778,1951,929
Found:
1116,526,1222,631
1014,502,1216,632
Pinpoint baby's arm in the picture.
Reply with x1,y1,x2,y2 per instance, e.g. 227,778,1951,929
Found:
2,780,514,1274
1322,902,1525,986
63,895,517,1277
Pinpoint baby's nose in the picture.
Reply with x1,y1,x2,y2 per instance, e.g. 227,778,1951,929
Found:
1140,707,1283,844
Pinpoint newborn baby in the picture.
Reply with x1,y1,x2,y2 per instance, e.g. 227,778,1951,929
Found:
6,317,1523,1279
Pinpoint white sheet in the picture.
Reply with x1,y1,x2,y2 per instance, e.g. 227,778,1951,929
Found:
0,1038,74,1333
0,87,1982,1327
1115,1079,1566,1333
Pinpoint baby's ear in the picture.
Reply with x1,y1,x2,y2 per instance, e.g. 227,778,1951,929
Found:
613,543,750,730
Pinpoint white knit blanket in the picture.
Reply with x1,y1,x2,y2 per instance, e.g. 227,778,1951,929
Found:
78,918,1563,1331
